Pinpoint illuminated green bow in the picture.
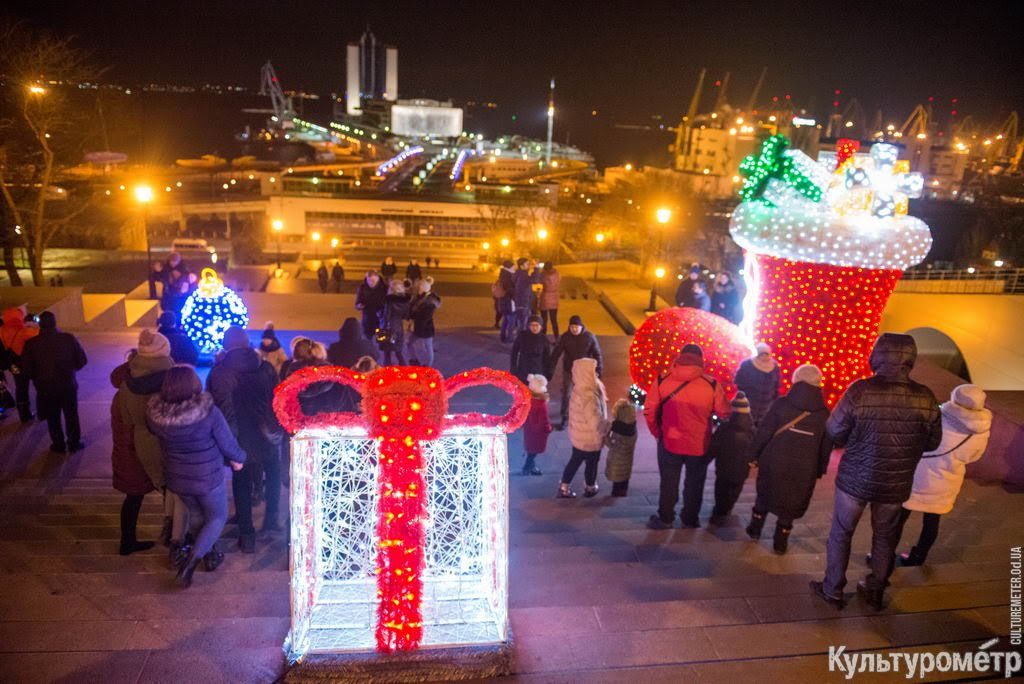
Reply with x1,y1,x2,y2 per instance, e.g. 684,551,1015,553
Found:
739,134,823,204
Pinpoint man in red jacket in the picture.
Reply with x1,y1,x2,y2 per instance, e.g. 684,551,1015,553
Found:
644,344,730,529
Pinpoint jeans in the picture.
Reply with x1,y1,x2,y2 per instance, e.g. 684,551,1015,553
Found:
714,479,745,517
541,308,559,337
232,446,281,535
407,336,434,367
823,488,904,598
38,388,80,448
514,306,531,333
897,509,941,561
165,490,190,542
561,448,600,487
500,305,517,343
178,479,229,559
656,442,711,525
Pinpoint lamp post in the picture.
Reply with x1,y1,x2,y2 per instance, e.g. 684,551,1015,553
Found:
593,232,605,280
271,218,284,269
311,231,321,261
537,227,548,262
647,266,666,312
500,236,510,262
134,184,155,298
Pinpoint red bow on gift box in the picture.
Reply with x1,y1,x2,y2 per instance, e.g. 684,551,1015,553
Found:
273,365,530,653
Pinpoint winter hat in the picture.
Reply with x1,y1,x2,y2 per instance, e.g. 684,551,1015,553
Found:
951,384,986,411
38,311,57,329
568,314,583,327
137,329,171,358
730,391,751,413
755,342,772,356
612,398,637,423
262,322,278,341
674,347,704,367
157,311,177,329
528,315,542,326
223,326,250,350
792,364,823,387
527,373,548,395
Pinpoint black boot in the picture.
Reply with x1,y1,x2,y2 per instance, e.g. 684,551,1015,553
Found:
203,550,225,571
897,547,926,567
746,512,765,539
856,580,885,611
169,541,190,569
119,539,155,556
176,554,200,588
773,525,792,554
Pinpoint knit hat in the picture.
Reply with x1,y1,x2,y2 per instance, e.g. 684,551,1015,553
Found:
730,391,751,413
568,315,583,327
792,364,823,387
137,329,170,358
38,311,56,329
262,322,278,341
223,326,250,350
528,315,542,326
527,373,548,395
755,342,772,356
157,311,177,329
951,384,986,411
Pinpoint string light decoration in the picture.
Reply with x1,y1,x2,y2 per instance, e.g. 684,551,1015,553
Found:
179,268,249,354
274,365,530,658
738,134,824,204
731,135,934,406
628,307,751,398
628,384,647,408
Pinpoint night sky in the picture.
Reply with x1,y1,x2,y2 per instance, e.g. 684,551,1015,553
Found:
8,0,1024,130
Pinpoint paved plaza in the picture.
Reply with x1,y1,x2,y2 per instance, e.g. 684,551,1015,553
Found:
0,310,1018,682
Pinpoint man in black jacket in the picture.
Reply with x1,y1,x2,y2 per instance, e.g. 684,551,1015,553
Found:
549,314,603,429
812,333,942,610
156,312,198,366
206,326,280,552
21,311,88,453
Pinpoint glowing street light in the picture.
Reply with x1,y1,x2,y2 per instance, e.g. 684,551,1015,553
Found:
272,219,284,269
593,232,608,280
654,266,666,279
134,184,157,298
27,85,46,95
482,241,491,251
500,237,510,247
655,208,672,224
994,259,1004,268
647,266,667,312
311,231,321,260
537,228,548,240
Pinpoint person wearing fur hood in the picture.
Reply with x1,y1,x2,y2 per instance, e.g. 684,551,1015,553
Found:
604,399,638,496
734,343,780,427
147,366,247,588
521,374,552,476
559,357,608,498
895,384,992,567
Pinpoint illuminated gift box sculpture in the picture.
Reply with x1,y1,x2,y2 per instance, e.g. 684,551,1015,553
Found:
730,135,932,406
273,365,529,663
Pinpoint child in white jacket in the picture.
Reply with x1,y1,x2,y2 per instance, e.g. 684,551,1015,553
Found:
896,384,991,567
559,357,608,498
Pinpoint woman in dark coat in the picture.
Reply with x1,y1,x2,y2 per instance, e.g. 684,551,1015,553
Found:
709,392,755,520
328,317,378,368
710,273,742,324
355,271,388,339
147,366,247,588
734,343,781,427
510,315,551,384
746,364,833,554
110,354,157,556
380,280,411,366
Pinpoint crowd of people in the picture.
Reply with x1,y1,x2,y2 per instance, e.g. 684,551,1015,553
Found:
521,332,991,610
675,264,743,325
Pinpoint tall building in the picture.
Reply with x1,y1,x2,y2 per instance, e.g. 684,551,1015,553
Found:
345,27,398,116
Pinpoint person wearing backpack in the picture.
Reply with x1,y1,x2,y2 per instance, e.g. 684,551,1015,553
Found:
746,365,834,554
893,384,992,568
643,344,730,529
0,307,39,423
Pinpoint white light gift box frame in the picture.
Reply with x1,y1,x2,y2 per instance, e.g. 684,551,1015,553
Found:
286,424,509,662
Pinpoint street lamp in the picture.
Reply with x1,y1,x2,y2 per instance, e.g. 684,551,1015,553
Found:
593,232,606,280
27,85,46,95
647,266,666,312
656,208,672,225
134,184,156,298
271,218,284,269
311,231,321,260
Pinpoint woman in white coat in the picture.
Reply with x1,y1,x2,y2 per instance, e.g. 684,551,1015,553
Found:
896,384,992,567
558,357,608,499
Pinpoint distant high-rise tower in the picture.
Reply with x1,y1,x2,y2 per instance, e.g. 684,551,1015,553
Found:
346,26,398,116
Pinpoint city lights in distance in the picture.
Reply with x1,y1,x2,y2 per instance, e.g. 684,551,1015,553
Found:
994,260,1004,268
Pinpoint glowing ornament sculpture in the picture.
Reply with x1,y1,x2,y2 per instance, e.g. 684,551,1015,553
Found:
628,307,751,398
179,268,249,354
731,136,932,406
273,365,529,659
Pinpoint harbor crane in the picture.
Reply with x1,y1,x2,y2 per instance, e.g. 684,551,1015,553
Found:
259,61,295,129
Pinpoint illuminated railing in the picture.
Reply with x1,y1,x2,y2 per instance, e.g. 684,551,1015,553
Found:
376,146,424,176
900,267,1024,294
